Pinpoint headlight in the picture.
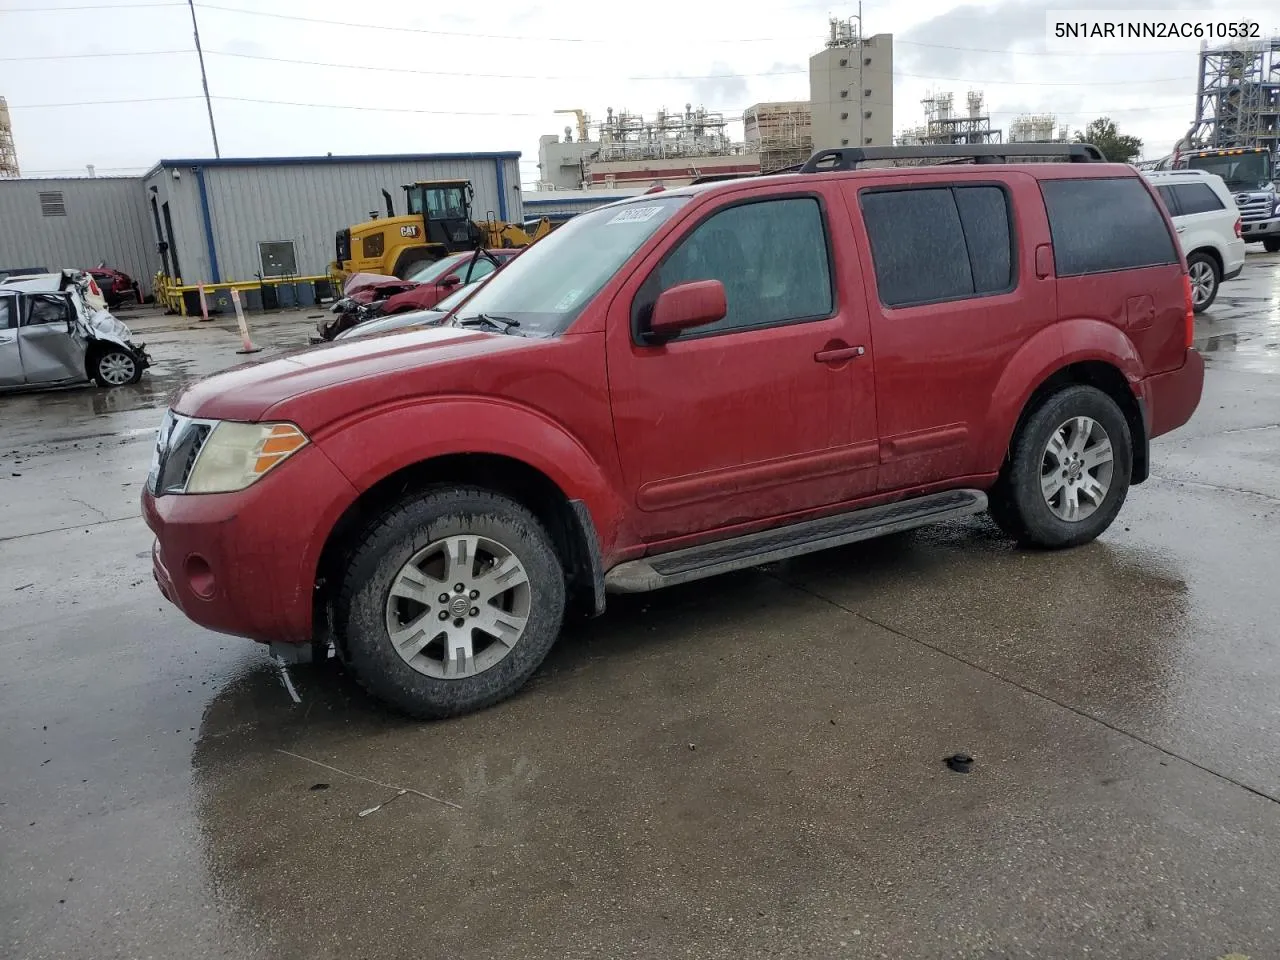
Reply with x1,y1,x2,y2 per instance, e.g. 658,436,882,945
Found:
180,420,308,494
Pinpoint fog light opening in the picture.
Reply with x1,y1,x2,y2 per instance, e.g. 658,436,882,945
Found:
185,554,217,600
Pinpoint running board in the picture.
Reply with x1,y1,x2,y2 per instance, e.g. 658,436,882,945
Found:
604,489,987,593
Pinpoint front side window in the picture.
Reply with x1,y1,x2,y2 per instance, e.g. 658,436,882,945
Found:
425,187,467,220
1040,177,1178,277
0,297,13,329
859,185,1014,307
453,195,688,337
25,295,71,326
633,196,833,338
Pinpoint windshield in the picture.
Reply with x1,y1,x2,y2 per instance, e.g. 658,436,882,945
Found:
453,196,689,336
1185,152,1272,190
405,253,468,284
434,279,483,312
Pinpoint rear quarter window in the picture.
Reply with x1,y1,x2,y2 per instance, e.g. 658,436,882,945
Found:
1171,182,1226,215
1040,177,1178,277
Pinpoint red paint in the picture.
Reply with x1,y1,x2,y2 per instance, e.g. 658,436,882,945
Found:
145,160,1205,649
649,280,726,337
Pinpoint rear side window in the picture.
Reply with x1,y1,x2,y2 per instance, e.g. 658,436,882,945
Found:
1040,178,1178,277
859,185,1014,307
1171,183,1225,215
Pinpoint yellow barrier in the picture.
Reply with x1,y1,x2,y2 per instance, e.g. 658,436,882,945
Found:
152,273,332,318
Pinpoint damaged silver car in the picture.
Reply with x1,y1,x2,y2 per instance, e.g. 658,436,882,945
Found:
0,270,151,391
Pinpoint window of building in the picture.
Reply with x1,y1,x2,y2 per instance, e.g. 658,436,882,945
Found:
634,196,834,340
1171,182,1225,215
258,240,299,278
1040,178,1177,277
860,185,1015,308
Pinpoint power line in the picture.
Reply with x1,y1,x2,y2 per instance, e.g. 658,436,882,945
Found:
1,2,182,9
0,49,191,62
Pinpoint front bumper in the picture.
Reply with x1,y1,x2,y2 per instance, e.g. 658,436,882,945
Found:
143,444,359,645
1240,217,1280,239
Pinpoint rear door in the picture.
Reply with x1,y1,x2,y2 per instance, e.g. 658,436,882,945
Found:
19,293,87,384
605,183,878,543
0,295,22,385
842,171,1056,489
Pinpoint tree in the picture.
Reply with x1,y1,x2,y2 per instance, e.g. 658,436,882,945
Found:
1072,117,1143,163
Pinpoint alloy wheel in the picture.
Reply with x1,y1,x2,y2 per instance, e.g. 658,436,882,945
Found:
1040,416,1114,522
384,534,531,679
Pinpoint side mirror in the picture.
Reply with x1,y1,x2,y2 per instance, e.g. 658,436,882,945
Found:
647,280,727,341
439,275,462,289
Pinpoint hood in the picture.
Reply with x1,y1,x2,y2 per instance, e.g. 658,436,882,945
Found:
83,308,133,342
344,271,403,297
173,324,534,425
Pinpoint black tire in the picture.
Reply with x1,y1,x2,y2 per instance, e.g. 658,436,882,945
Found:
1186,251,1220,313
91,347,143,387
337,487,566,719
392,248,441,280
988,385,1132,549
1264,237,1280,254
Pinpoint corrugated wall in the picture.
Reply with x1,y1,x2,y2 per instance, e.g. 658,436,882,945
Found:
0,177,161,294
193,156,524,282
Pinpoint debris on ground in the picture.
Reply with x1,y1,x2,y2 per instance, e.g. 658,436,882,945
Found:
944,753,975,773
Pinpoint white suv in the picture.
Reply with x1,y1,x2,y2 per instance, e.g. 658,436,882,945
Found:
1144,169,1245,312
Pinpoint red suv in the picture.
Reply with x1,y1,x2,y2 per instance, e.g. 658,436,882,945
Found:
143,144,1204,719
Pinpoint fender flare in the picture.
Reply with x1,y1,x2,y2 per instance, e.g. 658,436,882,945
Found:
314,396,630,557
979,318,1144,469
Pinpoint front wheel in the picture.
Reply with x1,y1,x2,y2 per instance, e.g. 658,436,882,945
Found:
1186,251,1220,313
988,385,1132,549
337,487,566,719
92,347,142,387
1263,237,1280,254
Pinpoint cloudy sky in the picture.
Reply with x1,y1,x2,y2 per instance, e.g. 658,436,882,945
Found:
2,0,1276,185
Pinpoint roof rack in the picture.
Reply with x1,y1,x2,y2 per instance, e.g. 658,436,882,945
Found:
798,143,1106,173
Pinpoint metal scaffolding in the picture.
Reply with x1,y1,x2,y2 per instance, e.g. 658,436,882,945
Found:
0,97,19,179
1185,38,1280,154
596,105,746,162
744,102,813,174
897,91,1001,146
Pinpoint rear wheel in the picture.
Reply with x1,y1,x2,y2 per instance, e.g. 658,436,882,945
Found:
988,385,1132,549
338,487,566,719
1186,251,1219,313
1264,237,1280,254
91,347,142,387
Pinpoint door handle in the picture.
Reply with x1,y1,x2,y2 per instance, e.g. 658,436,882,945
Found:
814,344,865,363
1176,226,1186,233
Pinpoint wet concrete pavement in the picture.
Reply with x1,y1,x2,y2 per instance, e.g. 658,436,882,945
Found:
3,258,1280,959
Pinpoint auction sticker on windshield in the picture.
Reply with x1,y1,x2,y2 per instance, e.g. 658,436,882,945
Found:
608,206,664,225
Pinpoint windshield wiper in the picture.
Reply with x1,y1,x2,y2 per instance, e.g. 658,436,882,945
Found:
453,313,520,333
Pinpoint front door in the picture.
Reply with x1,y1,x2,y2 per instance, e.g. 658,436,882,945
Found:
606,188,879,543
20,294,86,384
843,172,1056,490
0,295,22,385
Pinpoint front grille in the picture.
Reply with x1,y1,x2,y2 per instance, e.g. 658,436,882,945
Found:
148,413,212,495
1233,195,1274,222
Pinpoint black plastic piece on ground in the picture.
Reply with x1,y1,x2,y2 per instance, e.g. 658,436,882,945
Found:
944,753,975,773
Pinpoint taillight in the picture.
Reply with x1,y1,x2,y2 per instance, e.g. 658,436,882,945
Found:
1182,274,1195,349
1234,217,1242,238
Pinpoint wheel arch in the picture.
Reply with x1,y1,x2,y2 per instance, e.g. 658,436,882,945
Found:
1186,244,1223,276
984,320,1148,485
313,452,607,658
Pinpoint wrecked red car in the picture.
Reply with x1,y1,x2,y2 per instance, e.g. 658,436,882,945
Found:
315,249,519,342
87,263,142,308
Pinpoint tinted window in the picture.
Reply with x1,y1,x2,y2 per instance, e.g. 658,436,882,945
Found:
1040,178,1178,277
860,185,1014,307
0,298,12,329
25,295,71,326
1155,185,1179,214
636,196,833,338
1171,182,1225,215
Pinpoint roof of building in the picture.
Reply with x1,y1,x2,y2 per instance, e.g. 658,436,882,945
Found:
145,151,521,179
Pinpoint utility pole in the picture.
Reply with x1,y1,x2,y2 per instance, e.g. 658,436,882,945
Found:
187,0,220,158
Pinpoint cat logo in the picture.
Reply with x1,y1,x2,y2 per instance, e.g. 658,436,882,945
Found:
399,225,420,238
